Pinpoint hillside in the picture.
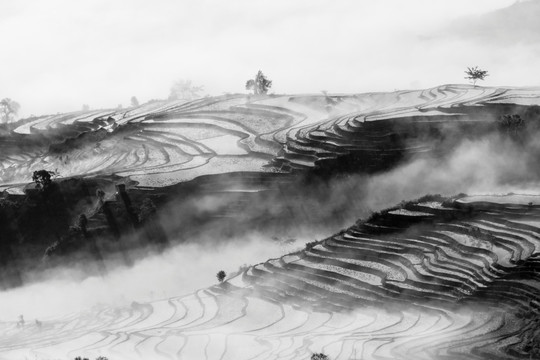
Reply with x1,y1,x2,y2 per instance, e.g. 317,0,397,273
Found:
1,194,539,359
2,85,540,359
2,84,540,194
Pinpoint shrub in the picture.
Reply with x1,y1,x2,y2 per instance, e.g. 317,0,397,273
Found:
217,270,226,283
311,353,330,360
32,170,54,190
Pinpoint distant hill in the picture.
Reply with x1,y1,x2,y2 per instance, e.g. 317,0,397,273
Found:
449,0,540,45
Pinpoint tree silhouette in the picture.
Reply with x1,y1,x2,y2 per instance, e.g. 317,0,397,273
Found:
169,79,204,101
130,96,139,107
246,70,272,95
311,353,330,360
217,270,226,283
32,170,54,190
0,98,20,124
464,66,489,86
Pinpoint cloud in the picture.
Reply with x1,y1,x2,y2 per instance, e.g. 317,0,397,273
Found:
0,234,306,319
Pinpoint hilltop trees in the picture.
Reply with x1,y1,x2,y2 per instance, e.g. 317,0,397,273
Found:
130,96,139,107
169,79,204,101
32,170,55,190
246,70,272,95
0,98,20,124
464,66,489,86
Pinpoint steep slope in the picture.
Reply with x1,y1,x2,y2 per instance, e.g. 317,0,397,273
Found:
2,194,539,360
2,84,540,193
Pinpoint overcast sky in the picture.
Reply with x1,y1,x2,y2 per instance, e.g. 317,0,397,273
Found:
2,0,536,117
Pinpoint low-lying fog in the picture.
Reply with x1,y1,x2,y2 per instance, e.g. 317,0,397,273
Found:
0,232,314,320
2,131,539,322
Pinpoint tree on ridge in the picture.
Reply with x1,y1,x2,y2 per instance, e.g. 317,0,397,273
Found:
464,66,489,86
169,79,204,101
130,96,139,107
246,70,272,95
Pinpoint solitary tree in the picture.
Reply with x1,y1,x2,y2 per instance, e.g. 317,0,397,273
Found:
169,79,204,101
246,70,272,95
32,170,54,190
464,66,489,86
0,98,20,124
311,353,330,360
217,270,226,283
130,96,139,107
82,104,90,111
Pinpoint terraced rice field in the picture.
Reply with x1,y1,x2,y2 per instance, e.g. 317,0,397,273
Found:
2,84,540,193
1,194,539,360
3,85,540,359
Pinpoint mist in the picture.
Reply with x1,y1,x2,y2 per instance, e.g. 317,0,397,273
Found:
3,126,539,323
1,0,525,117
0,232,310,320
362,133,540,210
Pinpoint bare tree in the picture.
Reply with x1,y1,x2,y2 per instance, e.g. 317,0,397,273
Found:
464,66,489,86
169,79,204,101
0,98,20,124
246,70,272,95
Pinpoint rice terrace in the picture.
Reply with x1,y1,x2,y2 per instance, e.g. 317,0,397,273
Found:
1,1,540,359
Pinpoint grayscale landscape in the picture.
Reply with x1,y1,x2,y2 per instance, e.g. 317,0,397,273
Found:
1,1,540,359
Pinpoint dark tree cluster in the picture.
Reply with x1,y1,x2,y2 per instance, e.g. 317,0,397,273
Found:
32,170,55,190
498,114,526,138
217,270,226,283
